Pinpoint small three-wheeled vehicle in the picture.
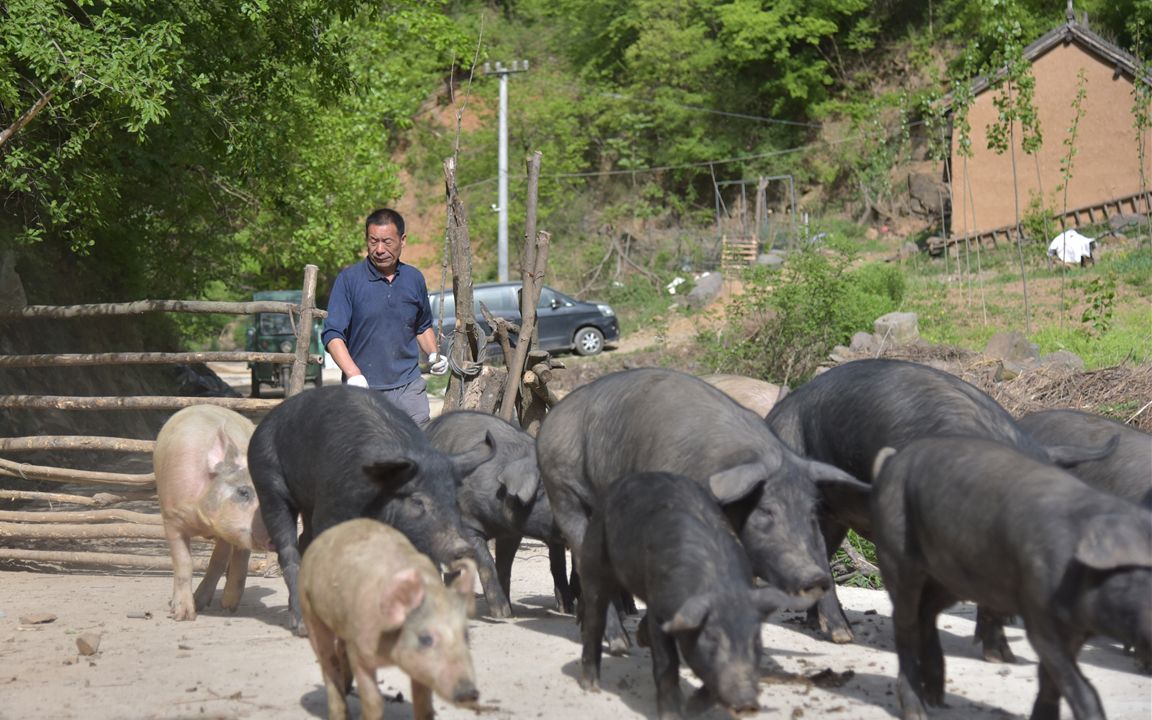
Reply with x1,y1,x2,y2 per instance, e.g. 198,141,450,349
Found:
245,290,324,398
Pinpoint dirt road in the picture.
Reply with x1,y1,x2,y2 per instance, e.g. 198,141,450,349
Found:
1,548,1149,720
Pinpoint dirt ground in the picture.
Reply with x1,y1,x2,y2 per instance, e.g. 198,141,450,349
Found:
1,547,1150,720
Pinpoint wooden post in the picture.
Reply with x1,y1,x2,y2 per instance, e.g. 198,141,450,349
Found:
500,152,546,423
442,156,484,412
286,264,318,398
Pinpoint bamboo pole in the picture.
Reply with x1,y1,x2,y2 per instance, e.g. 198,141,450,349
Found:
0,490,137,506
0,508,162,524
0,351,311,368
0,457,154,487
0,548,274,573
0,395,279,412
0,436,155,453
0,521,166,539
0,299,328,319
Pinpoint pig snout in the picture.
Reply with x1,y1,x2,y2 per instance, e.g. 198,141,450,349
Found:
451,678,480,706
716,664,760,717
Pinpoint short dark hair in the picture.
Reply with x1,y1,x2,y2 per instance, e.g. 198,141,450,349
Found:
364,208,405,238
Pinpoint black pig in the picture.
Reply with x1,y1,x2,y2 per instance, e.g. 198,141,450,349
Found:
579,471,815,719
871,437,1152,720
248,385,492,634
766,358,1115,657
425,409,572,618
1019,408,1152,507
537,367,865,653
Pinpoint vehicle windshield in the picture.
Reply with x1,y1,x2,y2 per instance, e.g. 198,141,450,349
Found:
258,313,295,335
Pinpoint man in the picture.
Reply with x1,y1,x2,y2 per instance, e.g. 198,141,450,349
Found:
322,208,449,426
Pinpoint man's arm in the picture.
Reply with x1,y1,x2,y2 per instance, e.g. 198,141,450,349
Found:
325,337,361,380
416,327,439,358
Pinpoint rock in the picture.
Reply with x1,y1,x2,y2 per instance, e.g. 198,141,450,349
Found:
1109,213,1145,231
907,173,948,217
76,633,102,656
683,271,723,309
1039,350,1085,372
873,312,920,347
994,359,1033,382
18,613,57,625
756,251,787,268
849,332,877,353
899,242,920,260
984,331,1039,364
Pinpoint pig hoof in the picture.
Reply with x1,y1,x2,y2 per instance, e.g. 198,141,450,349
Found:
170,607,196,622
982,642,1015,664
487,603,513,620
577,675,600,692
829,625,854,644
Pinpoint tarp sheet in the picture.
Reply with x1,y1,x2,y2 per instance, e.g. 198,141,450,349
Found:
1047,229,1095,264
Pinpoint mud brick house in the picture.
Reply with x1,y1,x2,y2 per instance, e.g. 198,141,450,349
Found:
945,7,1152,249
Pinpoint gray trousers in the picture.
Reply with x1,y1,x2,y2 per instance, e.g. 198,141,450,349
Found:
380,376,431,427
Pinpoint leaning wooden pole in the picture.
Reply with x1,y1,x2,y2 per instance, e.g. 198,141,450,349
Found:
500,151,545,423
286,264,319,398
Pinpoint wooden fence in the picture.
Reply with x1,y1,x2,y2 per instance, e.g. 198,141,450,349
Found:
0,265,324,572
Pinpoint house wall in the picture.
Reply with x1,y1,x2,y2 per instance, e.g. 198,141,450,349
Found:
950,39,1152,238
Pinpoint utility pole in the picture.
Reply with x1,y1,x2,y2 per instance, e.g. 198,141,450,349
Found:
483,60,528,282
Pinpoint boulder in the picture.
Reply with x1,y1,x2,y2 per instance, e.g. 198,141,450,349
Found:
984,331,1039,365
683,271,724,309
907,173,948,217
873,312,920,346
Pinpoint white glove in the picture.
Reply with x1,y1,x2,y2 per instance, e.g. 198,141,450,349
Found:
428,352,449,376
346,374,369,388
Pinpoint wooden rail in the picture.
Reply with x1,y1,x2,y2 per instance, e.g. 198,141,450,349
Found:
0,264,322,571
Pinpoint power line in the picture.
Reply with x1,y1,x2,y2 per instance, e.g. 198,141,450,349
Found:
602,92,823,128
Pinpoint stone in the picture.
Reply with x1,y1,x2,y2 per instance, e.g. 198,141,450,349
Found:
984,331,1039,364
849,332,876,353
18,613,57,625
683,271,723,309
756,251,787,268
872,312,920,347
76,633,102,656
1039,350,1085,372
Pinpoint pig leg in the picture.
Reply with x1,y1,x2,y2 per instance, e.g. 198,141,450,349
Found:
647,620,685,720
887,566,930,720
410,680,434,720
578,522,614,691
547,543,574,614
493,535,519,612
258,489,306,633
474,534,513,618
303,615,350,720
1026,622,1102,720
917,583,955,707
220,544,251,612
346,646,384,720
975,606,1016,663
810,519,854,643
165,525,199,621
192,540,231,612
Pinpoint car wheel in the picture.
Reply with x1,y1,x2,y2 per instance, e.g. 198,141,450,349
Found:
573,327,605,356
250,369,261,399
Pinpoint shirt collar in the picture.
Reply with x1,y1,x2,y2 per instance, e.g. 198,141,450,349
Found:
365,258,406,282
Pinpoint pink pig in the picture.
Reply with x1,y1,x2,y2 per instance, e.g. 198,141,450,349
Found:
300,518,480,720
153,404,269,621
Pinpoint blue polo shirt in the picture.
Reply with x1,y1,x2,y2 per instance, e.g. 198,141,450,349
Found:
322,259,434,390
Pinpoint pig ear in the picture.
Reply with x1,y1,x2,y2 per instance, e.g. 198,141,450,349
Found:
707,462,766,504
380,568,426,628
1075,513,1152,570
498,458,540,505
1045,433,1120,468
206,428,243,476
661,595,711,634
749,587,817,618
451,431,497,479
363,459,419,491
446,558,478,618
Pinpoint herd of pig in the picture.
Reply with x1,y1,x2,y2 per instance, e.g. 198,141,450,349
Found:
152,358,1152,720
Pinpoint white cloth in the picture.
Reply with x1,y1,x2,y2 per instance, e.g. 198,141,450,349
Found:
345,374,369,388
1047,229,1095,264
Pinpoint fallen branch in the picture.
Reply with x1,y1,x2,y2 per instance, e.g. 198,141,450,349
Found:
0,521,166,539
0,548,274,573
0,457,155,487
0,508,162,525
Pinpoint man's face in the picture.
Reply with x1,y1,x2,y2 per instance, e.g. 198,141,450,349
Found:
366,222,405,275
